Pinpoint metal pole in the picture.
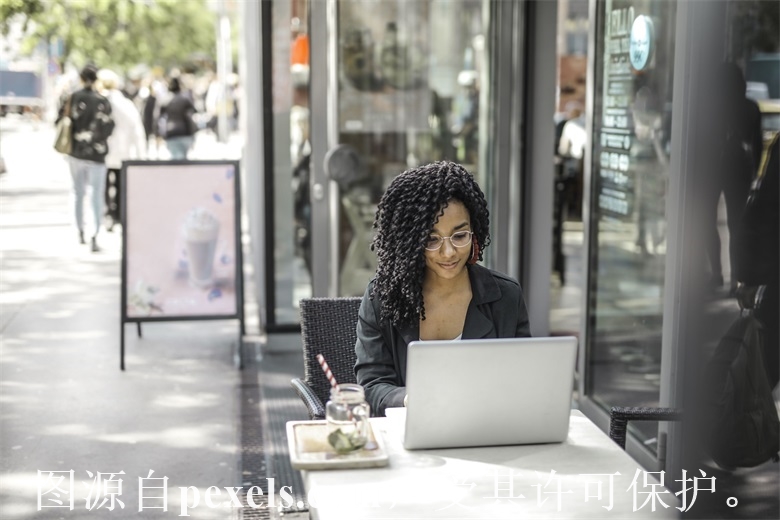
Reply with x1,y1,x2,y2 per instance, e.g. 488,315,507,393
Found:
216,0,233,144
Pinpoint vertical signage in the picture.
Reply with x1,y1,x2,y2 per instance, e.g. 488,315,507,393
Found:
597,1,636,221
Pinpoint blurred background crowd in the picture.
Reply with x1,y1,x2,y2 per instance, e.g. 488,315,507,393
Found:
0,0,239,152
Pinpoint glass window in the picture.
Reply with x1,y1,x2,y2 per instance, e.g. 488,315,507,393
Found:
270,0,313,326
667,4,779,515
334,0,487,296
267,0,490,319
696,0,780,431
586,0,677,448
550,0,588,338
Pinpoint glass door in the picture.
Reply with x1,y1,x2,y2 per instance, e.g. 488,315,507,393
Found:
264,0,314,329
584,0,677,449
308,0,490,298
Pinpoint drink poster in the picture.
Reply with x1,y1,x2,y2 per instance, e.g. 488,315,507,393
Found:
121,161,242,320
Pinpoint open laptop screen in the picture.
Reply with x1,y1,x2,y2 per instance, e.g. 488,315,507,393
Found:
403,336,578,450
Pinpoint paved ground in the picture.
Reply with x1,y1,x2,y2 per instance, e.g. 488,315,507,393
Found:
0,117,251,519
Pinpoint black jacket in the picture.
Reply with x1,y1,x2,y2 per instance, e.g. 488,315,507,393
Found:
354,263,531,416
59,87,115,163
160,93,197,139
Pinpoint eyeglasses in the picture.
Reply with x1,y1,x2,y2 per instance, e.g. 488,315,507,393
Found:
424,230,473,251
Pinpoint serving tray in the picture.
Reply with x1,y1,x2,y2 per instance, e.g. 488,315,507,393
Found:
286,420,389,470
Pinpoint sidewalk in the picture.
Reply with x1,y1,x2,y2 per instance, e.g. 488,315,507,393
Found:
0,118,249,519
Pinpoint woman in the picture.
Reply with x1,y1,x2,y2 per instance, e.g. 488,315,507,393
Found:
97,69,146,230
57,65,115,252
355,161,531,416
159,77,197,160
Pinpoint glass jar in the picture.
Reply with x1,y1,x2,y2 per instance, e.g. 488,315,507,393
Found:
325,384,371,453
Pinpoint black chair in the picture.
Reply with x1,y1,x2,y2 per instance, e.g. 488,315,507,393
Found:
291,297,362,420
608,406,683,450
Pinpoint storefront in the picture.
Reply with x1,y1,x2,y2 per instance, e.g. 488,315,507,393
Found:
245,0,554,334
240,0,779,503
582,1,778,483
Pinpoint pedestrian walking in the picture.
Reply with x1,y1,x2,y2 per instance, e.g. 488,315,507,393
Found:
97,69,146,231
56,65,115,252
158,77,197,160
704,63,762,293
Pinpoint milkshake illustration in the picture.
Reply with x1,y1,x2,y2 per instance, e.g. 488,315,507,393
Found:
183,208,220,288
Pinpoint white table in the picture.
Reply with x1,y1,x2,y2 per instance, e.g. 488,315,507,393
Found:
300,409,681,519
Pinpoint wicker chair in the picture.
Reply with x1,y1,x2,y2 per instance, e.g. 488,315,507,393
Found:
291,297,363,420
608,406,683,450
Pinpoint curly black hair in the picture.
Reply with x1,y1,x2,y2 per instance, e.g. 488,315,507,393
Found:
370,161,490,327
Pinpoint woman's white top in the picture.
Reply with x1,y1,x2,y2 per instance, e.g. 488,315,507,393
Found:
420,333,462,341
104,89,147,169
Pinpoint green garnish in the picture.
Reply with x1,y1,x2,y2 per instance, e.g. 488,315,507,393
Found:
327,428,366,453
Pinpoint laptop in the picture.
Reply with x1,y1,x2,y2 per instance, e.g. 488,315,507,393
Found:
403,336,578,450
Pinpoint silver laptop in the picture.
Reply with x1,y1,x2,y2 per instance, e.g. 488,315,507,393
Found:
403,336,578,450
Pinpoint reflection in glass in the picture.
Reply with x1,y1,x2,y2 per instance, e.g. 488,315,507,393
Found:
587,0,677,448
334,0,487,296
684,3,780,515
551,0,588,340
700,0,780,445
272,0,313,325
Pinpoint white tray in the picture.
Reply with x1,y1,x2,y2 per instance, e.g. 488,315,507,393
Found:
286,420,389,470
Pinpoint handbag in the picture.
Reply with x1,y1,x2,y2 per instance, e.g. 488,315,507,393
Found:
54,95,73,154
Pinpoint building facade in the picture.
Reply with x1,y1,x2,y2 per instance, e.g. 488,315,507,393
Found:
240,0,779,511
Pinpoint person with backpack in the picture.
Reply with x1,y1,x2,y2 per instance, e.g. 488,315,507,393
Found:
736,133,779,389
158,77,198,160
704,135,780,470
56,65,116,252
